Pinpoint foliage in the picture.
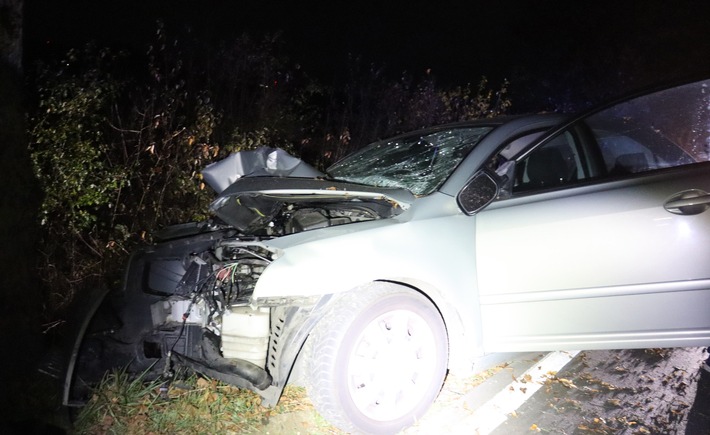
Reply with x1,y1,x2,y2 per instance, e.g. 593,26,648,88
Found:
441,77,512,122
31,47,123,232
311,60,511,163
27,24,511,317
29,46,129,308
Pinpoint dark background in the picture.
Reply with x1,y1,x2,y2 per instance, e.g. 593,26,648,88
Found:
25,0,710,111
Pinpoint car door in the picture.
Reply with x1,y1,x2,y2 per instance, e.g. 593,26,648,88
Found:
474,79,710,352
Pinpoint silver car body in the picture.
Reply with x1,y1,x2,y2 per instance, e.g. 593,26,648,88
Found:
477,164,710,352
65,78,710,434
253,94,710,366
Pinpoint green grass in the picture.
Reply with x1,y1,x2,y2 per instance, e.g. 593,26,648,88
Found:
72,369,327,434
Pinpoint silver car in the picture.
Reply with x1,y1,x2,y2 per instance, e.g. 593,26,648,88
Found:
65,79,710,434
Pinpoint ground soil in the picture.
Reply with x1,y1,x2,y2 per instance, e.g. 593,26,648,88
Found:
256,348,710,434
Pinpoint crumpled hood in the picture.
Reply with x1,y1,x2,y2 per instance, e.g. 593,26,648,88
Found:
202,147,324,194
209,176,415,233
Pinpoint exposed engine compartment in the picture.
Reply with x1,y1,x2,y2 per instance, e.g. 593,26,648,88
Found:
145,203,383,377
278,204,381,235
148,239,275,365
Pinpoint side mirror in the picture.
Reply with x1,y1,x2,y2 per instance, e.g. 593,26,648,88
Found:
457,171,499,215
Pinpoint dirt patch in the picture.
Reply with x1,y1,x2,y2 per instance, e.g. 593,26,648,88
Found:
491,347,709,434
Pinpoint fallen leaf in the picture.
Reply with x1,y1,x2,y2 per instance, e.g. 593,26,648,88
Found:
558,377,577,389
605,399,622,408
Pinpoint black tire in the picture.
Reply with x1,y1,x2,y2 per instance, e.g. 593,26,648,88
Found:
307,283,448,434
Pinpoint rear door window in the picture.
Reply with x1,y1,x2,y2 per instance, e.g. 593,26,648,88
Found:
507,79,710,195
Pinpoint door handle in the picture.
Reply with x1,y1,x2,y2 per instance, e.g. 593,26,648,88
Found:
664,189,710,215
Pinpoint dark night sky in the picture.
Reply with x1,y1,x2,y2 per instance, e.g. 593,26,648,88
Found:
24,1,710,109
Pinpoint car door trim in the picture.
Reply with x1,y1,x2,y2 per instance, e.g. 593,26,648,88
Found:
480,278,710,305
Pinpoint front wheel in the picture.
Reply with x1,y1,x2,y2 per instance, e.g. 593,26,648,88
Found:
307,283,448,434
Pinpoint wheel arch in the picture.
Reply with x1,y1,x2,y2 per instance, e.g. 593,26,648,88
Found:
286,278,474,396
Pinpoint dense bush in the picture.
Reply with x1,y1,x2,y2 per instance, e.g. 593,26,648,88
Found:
28,25,510,316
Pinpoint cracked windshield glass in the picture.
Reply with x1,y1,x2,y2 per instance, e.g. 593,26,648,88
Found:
328,127,493,195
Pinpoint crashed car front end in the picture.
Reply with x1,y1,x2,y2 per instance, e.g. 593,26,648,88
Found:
63,126,495,431
133,234,284,395
64,177,414,406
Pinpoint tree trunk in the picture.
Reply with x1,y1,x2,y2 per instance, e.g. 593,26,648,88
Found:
0,1,47,428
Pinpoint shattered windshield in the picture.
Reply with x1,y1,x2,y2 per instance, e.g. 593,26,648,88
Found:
327,127,494,195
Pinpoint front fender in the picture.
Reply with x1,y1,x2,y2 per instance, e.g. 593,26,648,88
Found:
255,215,484,372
